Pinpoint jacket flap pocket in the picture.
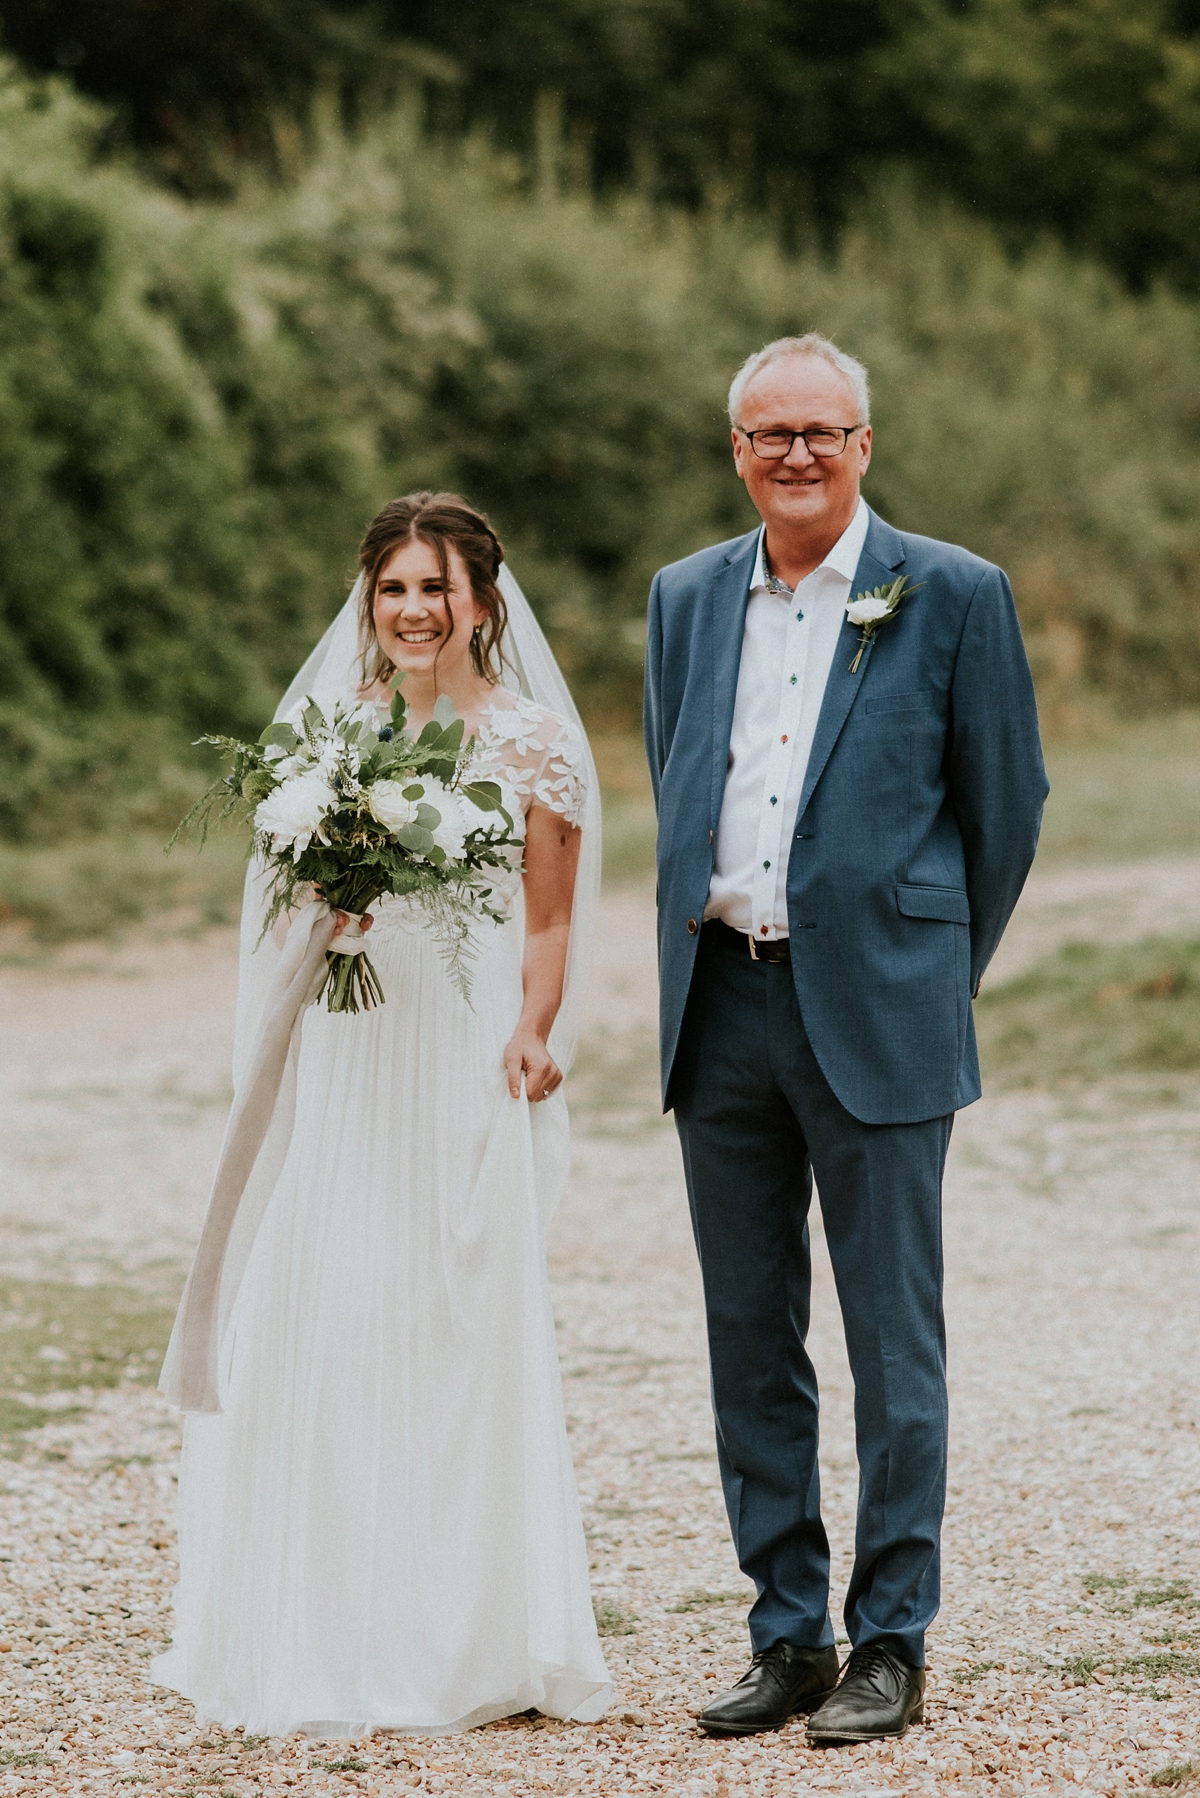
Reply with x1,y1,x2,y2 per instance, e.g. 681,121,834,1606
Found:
866,690,936,715
896,883,970,924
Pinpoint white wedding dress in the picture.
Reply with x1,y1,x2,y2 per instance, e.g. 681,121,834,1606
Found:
152,691,612,1738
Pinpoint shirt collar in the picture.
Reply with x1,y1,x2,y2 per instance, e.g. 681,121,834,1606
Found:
750,497,870,593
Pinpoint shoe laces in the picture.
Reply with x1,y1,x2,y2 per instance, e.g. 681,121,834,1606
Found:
743,1642,791,1686
841,1643,904,1697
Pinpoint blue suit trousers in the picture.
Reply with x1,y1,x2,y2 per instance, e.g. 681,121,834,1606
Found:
672,925,952,1667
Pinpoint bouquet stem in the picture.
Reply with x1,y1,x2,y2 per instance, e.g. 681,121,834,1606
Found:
321,949,386,1013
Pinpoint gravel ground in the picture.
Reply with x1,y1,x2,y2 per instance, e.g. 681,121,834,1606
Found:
0,867,1197,1796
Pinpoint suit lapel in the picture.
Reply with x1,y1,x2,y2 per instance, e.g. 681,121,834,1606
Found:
709,531,758,828
796,509,906,821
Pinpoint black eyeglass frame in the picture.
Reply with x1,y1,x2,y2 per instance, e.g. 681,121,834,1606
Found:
738,424,866,460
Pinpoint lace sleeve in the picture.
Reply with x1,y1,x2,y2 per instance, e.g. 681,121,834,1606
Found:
476,699,589,829
530,716,588,827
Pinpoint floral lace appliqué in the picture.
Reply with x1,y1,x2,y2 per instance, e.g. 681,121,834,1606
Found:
476,699,587,829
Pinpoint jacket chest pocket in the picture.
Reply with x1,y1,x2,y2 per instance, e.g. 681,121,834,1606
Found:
865,690,941,717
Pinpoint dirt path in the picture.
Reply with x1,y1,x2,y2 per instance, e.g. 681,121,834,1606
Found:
0,863,1196,1795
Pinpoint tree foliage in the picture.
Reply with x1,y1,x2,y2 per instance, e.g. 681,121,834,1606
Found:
6,0,1200,289
1,61,1200,836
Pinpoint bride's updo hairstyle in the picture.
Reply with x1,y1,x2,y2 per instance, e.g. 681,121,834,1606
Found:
358,491,508,687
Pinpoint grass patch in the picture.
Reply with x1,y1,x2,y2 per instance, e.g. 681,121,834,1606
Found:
1132,1581,1195,1611
0,830,247,945
952,1660,999,1684
312,1760,369,1774
1083,1572,1131,1593
667,1590,742,1614
0,1277,177,1447
1120,1652,1200,1680
1059,1653,1101,1684
1148,1763,1200,1788
1038,714,1200,865
593,1597,638,1637
976,936,1200,1086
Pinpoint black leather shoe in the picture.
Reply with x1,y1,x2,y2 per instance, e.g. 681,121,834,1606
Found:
806,1643,925,1743
699,1641,841,1736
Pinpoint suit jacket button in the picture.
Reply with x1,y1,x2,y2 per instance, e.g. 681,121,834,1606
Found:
686,918,698,935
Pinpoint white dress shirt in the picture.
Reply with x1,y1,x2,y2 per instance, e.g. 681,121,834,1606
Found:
705,498,870,940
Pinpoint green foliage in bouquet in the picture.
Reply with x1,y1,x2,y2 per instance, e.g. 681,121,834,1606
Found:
170,679,523,1010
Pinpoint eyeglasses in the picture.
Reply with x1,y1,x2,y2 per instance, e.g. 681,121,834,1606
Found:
739,424,864,460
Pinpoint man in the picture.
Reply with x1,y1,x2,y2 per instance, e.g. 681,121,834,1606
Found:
643,334,1047,1743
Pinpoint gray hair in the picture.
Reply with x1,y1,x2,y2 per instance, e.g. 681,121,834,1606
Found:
728,333,870,428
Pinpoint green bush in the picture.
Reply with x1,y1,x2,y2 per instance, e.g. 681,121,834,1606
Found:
2,61,1200,850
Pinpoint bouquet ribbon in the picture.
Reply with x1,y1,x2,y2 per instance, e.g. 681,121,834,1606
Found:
159,899,341,1413
328,911,370,954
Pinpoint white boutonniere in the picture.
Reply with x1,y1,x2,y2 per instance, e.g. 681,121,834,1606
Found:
845,575,922,673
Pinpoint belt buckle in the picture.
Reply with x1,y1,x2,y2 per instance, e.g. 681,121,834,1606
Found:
747,934,759,962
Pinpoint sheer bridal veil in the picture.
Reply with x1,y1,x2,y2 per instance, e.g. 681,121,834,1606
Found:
160,561,601,1412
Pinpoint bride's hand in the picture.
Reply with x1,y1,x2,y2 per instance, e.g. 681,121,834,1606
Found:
504,1029,561,1103
330,909,373,939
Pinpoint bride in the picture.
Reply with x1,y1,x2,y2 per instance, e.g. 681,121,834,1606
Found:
152,492,612,1738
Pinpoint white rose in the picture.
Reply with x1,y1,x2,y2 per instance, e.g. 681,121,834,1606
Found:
254,770,338,859
367,779,419,834
846,596,892,626
423,780,469,861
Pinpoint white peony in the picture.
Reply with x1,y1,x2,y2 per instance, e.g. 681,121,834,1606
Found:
367,779,420,834
846,595,892,626
344,700,381,733
423,779,469,861
254,770,338,859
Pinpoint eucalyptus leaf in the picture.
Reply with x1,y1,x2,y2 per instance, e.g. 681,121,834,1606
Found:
461,780,503,813
258,721,300,750
432,693,458,728
302,700,325,735
395,823,435,853
415,803,442,830
402,783,424,800
417,720,443,747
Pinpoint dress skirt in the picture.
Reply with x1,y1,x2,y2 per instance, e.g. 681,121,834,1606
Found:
152,901,611,1737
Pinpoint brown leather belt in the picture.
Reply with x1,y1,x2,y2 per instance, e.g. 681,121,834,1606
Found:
707,919,791,964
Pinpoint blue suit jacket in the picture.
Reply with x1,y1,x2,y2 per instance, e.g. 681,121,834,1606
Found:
644,507,1049,1125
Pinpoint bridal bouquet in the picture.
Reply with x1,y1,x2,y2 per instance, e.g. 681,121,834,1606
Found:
170,682,522,1010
